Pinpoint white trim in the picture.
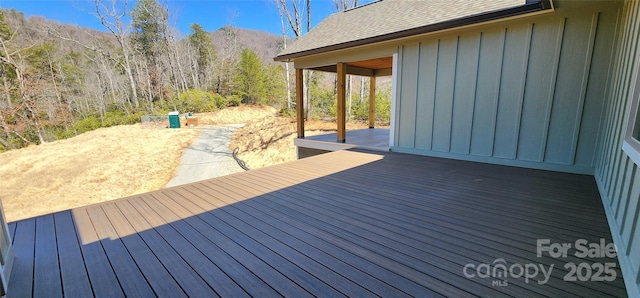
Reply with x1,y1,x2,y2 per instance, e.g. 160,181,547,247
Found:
294,138,388,153
389,52,399,148
391,146,595,175
623,140,640,168
295,138,357,151
621,50,640,167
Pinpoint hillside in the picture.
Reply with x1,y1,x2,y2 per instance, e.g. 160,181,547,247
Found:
1,8,284,61
1,8,116,51
0,6,291,152
211,26,288,64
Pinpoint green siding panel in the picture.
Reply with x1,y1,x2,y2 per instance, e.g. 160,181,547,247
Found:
450,33,480,154
593,0,640,296
432,38,457,152
493,24,530,159
629,209,640,276
575,11,620,167
397,45,419,148
545,15,594,164
470,30,504,156
622,167,640,246
621,166,640,286
414,41,438,151
615,160,634,226
391,2,622,174
516,20,562,162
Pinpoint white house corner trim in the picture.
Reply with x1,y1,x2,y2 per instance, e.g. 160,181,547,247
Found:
389,52,399,148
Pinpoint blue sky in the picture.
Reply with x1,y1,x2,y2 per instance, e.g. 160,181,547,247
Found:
0,0,350,37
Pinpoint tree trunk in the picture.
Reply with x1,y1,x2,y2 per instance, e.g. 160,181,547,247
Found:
360,76,365,103
0,135,10,148
285,62,292,110
304,70,311,120
347,75,352,120
25,100,45,144
0,66,11,108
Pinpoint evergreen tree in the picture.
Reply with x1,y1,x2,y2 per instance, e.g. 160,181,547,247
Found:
131,0,165,61
131,0,167,101
265,64,286,107
234,48,266,104
188,23,216,89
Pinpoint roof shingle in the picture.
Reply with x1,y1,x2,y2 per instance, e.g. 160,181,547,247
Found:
276,0,530,60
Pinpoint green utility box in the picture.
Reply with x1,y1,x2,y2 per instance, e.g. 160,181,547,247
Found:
168,111,181,128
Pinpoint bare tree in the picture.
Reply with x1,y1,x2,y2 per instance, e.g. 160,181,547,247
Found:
93,0,139,108
335,0,360,119
277,3,292,110
276,0,312,117
334,0,359,11
215,20,241,96
0,26,46,144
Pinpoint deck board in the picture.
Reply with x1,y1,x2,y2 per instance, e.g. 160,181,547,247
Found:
152,190,324,297
72,208,125,298
221,174,527,297
99,203,186,297
299,154,611,235
130,194,247,297
192,185,440,296
8,219,35,297
278,163,609,253
192,187,414,297
143,191,284,298
175,185,377,297
111,199,219,297
54,211,94,297
8,222,15,244
253,178,606,297
6,150,628,297
84,205,156,297
33,215,62,298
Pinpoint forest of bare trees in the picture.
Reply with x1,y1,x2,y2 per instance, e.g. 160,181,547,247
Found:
0,0,390,152
0,0,289,151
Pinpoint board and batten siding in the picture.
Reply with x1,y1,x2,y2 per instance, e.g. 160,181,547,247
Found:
595,0,640,296
391,2,621,174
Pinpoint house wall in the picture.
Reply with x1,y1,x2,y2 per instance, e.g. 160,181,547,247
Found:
391,1,622,174
595,0,640,296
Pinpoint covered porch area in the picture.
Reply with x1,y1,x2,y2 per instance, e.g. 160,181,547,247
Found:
7,149,627,296
293,56,394,158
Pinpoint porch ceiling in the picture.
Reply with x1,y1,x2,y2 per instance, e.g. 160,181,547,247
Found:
7,150,626,297
310,56,393,77
348,56,393,70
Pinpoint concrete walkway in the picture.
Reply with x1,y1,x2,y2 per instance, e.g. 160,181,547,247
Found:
165,124,245,188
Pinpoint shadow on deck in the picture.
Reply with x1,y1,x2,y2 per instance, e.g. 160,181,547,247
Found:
7,149,627,297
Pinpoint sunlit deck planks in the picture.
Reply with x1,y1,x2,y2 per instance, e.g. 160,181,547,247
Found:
7,149,627,297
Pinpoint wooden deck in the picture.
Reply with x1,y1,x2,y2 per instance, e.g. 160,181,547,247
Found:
7,150,628,297
295,128,389,152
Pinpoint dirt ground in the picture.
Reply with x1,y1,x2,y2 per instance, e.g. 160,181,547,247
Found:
0,105,276,223
196,105,276,125
0,124,198,222
0,105,375,222
230,117,372,169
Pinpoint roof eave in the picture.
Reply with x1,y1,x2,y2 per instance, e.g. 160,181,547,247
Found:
274,0,552,62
